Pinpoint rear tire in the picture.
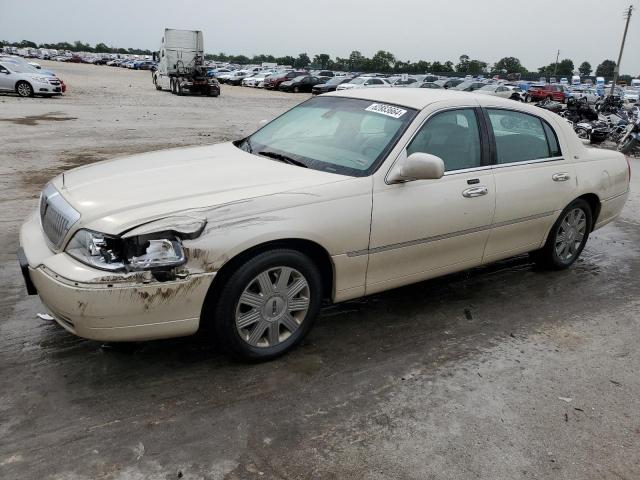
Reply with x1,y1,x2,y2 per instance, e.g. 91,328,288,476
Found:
531,199,592,270
204,249,323,362
170,78,176,94
16,81,33,97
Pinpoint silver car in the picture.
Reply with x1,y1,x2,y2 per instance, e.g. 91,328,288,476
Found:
0,60,62,97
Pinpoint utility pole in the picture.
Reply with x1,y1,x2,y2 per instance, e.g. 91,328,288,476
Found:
610,5,634,95
552,50,560,79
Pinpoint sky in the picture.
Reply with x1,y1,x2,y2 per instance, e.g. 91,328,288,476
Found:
2,0,640,75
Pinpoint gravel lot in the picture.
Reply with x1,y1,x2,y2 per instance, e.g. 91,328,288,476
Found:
1,61,639,480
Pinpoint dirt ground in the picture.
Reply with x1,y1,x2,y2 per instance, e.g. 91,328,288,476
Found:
1,61,639,480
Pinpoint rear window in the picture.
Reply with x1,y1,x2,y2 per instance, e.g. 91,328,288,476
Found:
487,109,562,164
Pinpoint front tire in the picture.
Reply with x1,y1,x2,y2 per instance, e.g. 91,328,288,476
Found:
532,199,592,270
206,249,323,361
16,81,33,97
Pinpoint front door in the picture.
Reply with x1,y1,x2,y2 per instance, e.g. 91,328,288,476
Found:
0,64,14,91
366,107,496,294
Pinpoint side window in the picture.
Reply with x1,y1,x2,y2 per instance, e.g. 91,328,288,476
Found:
487,109,560,163
543,122,562,157
407,109,482,172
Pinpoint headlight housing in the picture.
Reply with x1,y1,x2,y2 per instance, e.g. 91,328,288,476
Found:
66,229,186,272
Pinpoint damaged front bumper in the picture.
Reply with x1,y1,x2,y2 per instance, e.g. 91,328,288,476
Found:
19,212,215,342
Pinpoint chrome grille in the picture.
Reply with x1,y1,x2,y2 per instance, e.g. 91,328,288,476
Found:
40,183,80,249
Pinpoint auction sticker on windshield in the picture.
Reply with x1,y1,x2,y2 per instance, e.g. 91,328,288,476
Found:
365,103,407,119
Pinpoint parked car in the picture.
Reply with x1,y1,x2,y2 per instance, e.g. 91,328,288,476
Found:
570,87,600,104
435,78,464,89
0,60,63,97
242,73,271,87
279,75,325,93
264,71,307,90
475,84,515,99
504,85,531,103
133,60,156,71
336,76,391,90
407,82,443,89
623,88,639,104
312,76,353,94
451,80,486,92
18,89,630,361
529,84,569,103
390,77,419,87
225,70,253,86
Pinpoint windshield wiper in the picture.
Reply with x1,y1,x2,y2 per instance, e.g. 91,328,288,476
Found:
257,151,308,168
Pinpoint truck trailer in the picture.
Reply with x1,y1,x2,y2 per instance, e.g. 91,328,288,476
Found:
153,29,220,97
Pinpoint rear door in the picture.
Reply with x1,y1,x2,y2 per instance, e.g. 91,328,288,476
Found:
482,107,577,264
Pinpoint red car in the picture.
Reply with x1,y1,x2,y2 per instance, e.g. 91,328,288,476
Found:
264,71,307,90
529,84,569,103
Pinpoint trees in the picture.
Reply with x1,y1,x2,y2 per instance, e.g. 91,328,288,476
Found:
313,53,331,69
595,60,616,78
456,54,488,75
578,61,592,77
348,50,366,71
294,53,310,69
370,50,396,73
492,57,528,75
538,58,574,77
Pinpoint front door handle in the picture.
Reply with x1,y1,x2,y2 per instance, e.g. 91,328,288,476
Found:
462,186,489,198
552,172,571,182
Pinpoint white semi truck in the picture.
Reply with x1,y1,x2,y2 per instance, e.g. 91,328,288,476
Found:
152,28,220,96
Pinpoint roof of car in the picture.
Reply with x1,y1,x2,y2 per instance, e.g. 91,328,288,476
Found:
326,87,484,109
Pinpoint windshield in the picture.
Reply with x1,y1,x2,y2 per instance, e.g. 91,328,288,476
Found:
452,81,473,90
239,96,417,176
1,61,38,74
326,77,348,85
349,78,367,85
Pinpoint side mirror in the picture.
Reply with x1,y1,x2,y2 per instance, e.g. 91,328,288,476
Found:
387,152,445,183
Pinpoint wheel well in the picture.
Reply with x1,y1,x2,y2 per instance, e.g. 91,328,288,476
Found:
203,239,335,308
577,193,601,230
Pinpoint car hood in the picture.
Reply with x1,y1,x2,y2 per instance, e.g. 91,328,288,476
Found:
54,142,348,235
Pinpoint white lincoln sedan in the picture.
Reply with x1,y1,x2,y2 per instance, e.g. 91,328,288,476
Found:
19,89,630,360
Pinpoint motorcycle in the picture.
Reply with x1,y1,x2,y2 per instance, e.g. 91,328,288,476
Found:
617,115,640,154
562,97,610,144
536,98,563,114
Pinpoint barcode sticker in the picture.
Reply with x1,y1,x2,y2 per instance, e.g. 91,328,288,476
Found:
365,103,407,119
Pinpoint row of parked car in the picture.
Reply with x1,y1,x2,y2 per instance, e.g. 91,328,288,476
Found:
214,67,640,106
104,58,157,70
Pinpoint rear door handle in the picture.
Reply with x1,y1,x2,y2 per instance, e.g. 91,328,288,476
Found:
462,186,489,198
552,172,571,182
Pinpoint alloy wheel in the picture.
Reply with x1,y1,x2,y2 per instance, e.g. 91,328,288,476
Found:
17,83,32,97
235,266,310,348
554,208,587,262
